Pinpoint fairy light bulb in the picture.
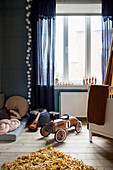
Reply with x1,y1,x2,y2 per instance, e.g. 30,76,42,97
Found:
26,57,29,60
27,64,31,67
26,6,29,10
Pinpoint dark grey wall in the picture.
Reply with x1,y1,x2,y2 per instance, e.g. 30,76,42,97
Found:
0,0,27,99
0,1,3,92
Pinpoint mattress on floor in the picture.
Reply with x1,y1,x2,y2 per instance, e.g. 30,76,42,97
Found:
0,116,28,141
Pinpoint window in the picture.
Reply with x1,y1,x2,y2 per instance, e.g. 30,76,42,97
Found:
55,15,102,85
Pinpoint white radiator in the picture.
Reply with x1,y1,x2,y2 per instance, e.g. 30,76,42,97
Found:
59,92,88,117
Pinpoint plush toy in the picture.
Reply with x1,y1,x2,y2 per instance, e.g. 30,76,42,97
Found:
0,119,20,135
8,119,20,132
0,119,10,135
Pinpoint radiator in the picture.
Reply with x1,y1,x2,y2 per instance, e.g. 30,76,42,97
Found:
59,92,88,117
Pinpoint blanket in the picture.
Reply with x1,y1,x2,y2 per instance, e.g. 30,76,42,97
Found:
87,85,109,125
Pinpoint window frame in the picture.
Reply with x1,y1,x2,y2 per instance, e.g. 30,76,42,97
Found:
55,3,102,85
56,15,92,83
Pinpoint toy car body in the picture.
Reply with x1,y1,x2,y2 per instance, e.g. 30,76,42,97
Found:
40,114,82,143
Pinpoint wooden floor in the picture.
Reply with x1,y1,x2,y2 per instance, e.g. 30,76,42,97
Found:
0,123,113,170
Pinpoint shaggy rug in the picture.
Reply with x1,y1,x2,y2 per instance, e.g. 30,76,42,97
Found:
1,145,97,170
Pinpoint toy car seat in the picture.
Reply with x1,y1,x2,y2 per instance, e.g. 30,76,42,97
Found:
60,114,69,120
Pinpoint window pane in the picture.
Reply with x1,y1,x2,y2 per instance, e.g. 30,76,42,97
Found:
54,16,63,83
68,16,85,84
55,15,102,85
91,16,102,84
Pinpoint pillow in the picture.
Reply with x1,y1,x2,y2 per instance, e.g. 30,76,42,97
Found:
9,109,22,120
0,107,10,120
5,96,29,117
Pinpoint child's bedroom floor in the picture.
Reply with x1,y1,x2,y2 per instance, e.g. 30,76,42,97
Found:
0,122,113,170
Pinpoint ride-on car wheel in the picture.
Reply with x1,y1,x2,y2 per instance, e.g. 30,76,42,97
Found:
54,128,67,143
75,121,82,133
40,125,50,137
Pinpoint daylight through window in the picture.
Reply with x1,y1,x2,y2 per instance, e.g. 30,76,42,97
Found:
55,16,102,85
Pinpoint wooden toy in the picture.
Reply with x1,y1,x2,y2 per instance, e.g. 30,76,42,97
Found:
40,114,82,143
28,112,40,132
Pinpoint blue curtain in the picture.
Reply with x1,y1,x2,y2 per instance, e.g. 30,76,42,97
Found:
102,0,113,83
31,0,56,111
102,17,112,83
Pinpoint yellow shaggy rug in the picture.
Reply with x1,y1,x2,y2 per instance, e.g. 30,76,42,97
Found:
1,145,97,170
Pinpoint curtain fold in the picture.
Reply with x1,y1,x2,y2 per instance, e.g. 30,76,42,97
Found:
102,17,112,84
104,38,113,86
31,0,56,111
102,0,113,84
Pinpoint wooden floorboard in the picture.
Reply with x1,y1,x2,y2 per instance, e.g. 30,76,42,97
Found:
0,124,113,169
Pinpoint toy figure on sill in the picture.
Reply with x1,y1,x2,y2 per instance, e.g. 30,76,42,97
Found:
55,78,59,85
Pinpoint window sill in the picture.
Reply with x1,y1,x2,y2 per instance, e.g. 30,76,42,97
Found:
54,85,88,90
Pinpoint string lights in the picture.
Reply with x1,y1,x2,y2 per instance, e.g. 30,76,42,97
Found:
25,0,32,105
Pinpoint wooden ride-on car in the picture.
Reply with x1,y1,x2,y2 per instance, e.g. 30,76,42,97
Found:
40,114,82,143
